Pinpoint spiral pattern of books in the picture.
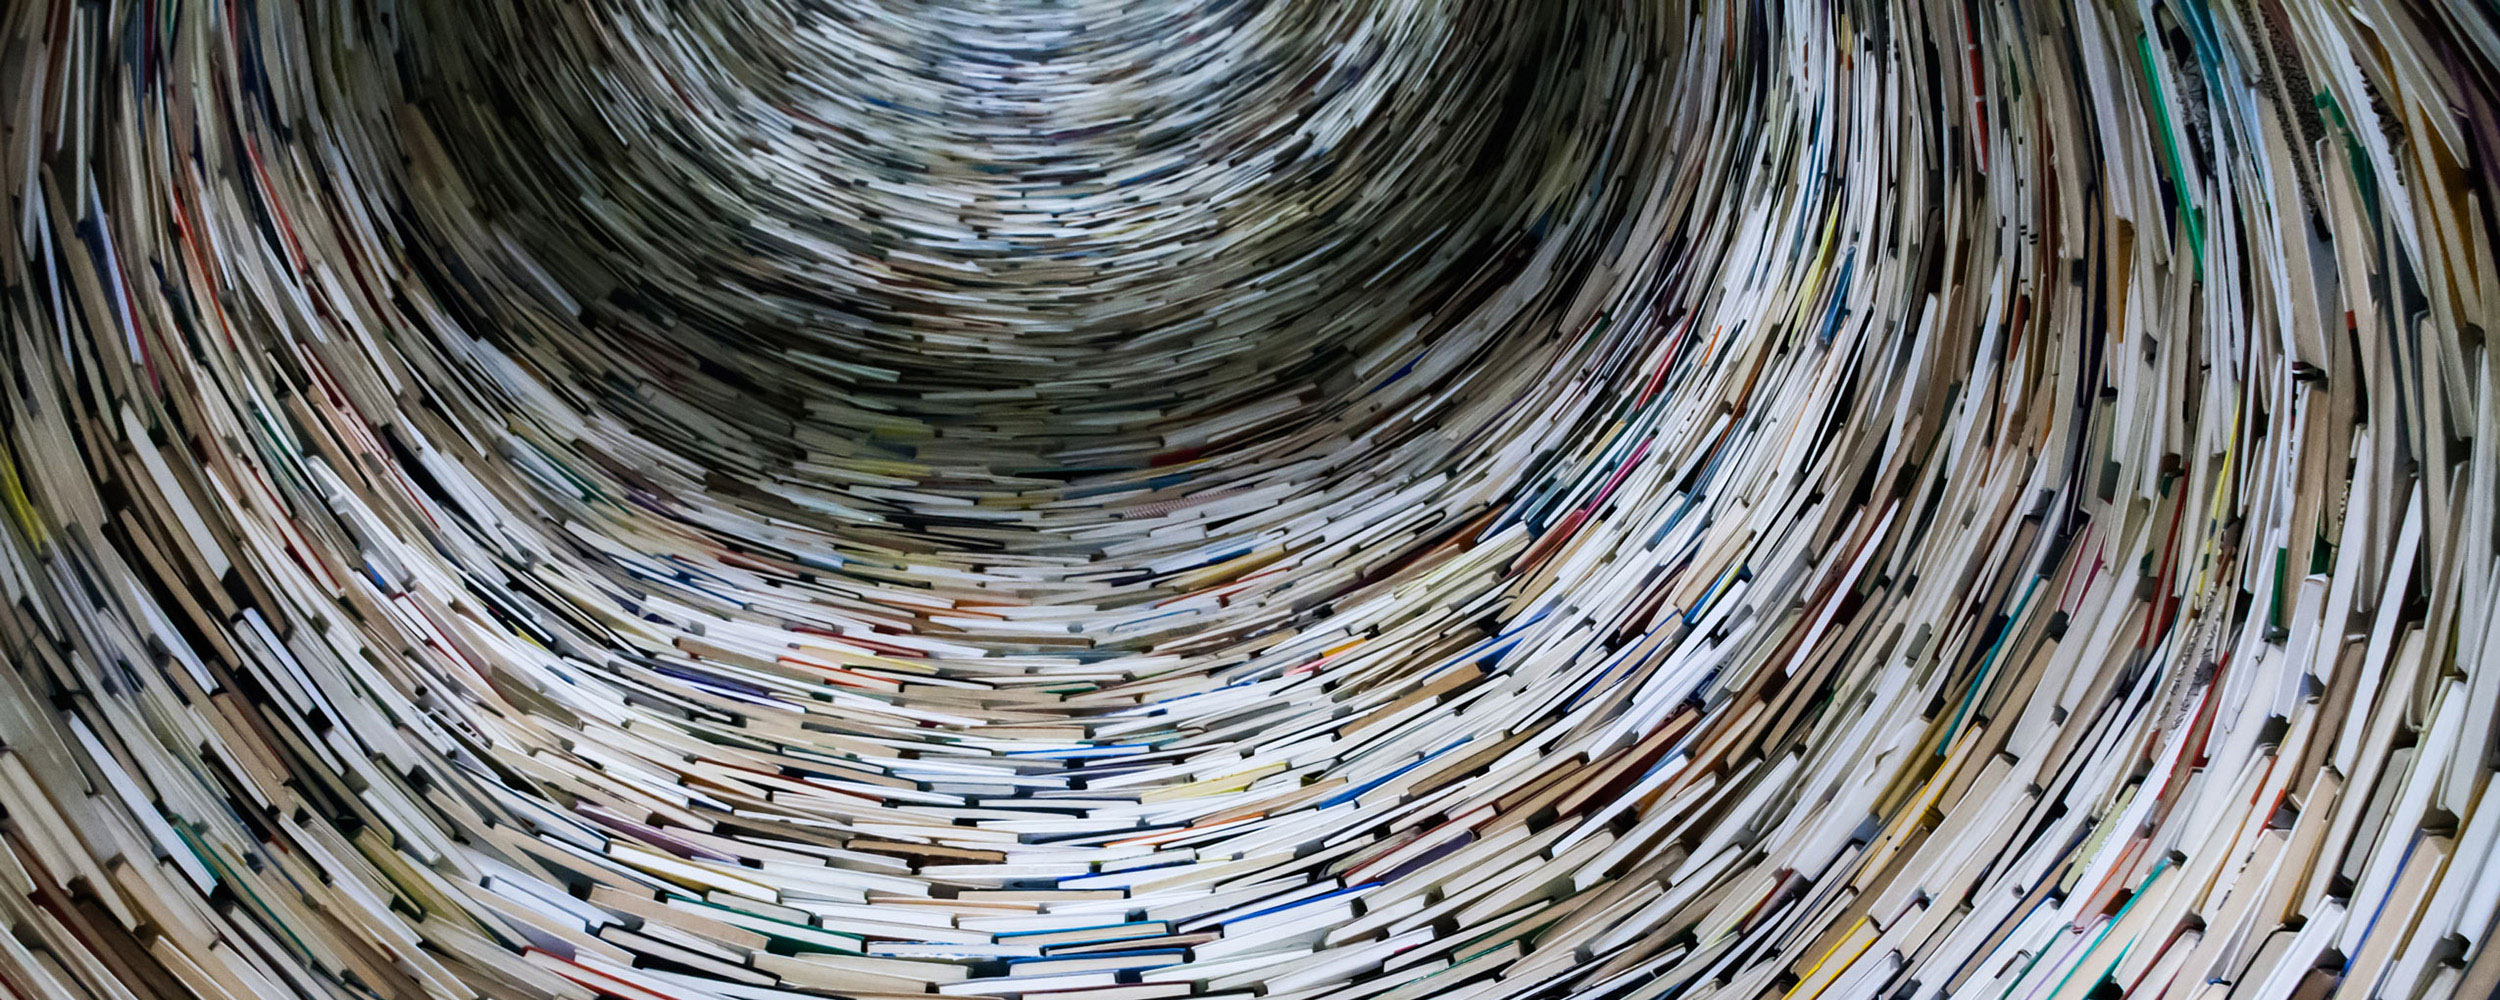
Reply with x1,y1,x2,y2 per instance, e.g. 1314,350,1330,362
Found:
4,1,2499,998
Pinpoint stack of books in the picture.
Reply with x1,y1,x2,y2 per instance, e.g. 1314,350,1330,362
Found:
0,0,2496,997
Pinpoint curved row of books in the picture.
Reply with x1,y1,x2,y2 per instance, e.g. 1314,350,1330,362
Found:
2,0,2497,998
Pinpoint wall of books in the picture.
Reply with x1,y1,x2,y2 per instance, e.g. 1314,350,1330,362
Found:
2,0,2498,998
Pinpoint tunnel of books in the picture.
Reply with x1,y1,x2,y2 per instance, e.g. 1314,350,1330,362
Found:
7,0,2500,998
